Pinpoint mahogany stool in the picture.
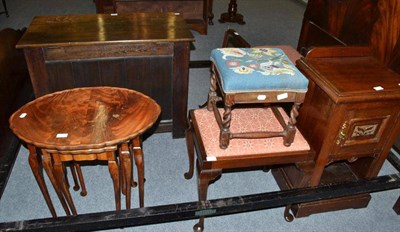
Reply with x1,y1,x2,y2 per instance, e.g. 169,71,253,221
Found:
207,46,309,149
184,108,315,231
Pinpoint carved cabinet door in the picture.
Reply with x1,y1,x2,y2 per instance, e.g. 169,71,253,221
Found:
331,102,400,162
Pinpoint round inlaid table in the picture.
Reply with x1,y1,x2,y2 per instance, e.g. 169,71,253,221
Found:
9,86,160,217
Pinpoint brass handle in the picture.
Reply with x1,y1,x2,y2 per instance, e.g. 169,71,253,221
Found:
336,122,347,145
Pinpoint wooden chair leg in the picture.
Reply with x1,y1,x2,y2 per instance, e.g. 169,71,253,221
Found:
284,102,301,146
194,163,222,232
184,121,195,180
220,103,233,149
207,65,218,111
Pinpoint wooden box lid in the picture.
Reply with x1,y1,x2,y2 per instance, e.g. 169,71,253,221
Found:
296,47,400,103
16,13,194,49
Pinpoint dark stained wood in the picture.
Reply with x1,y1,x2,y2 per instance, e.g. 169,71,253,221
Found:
273,162,371,217
274,46,400,218
207,0,214,25
297,0,400,215
297,0,377,55
189,60,211,69
0,172,399,231
94,0,114,13
369,0,400,174
0,27,33,200
297,47,400,184
95,0,213,35
394,196,400,215
222,29,250,48
298,0,400,74
387,151,400,214
17,13,194,138
172,42,191,137
368,0,400,79
16,13,193,47
219,0,245,25
9,87,161,216
0,0,8,17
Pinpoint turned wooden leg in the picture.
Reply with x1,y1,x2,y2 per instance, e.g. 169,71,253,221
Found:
194,162,222,232
27,145,57,218
69,163,80,192
119,147,126,196
284,102,301,147
75,163,87,196
107,151,121,211
119,143,131,209
128,145,138,188
220,102,232,149
207,65,219,111
51,153,77,215
133,137,145,208
41,150,72,216
184,121,195,180
219,0,245,25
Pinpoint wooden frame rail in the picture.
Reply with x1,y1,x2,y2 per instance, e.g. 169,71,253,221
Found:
0,153,399,231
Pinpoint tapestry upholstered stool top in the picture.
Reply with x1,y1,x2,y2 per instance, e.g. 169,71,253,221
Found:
210,48,309,93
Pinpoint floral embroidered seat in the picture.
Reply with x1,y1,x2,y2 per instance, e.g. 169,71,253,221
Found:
206,47,309,149
211,48,308,92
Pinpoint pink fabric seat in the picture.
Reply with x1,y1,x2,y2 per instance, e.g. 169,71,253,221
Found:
185,107,314,231
193,107,310,160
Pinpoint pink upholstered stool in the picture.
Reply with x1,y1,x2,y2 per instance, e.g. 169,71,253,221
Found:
185,107,315,232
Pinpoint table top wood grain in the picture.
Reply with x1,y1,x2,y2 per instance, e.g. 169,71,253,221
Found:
9,87,161,151
16,13,195,48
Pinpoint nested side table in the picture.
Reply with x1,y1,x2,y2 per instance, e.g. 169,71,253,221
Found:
9,87,160,217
